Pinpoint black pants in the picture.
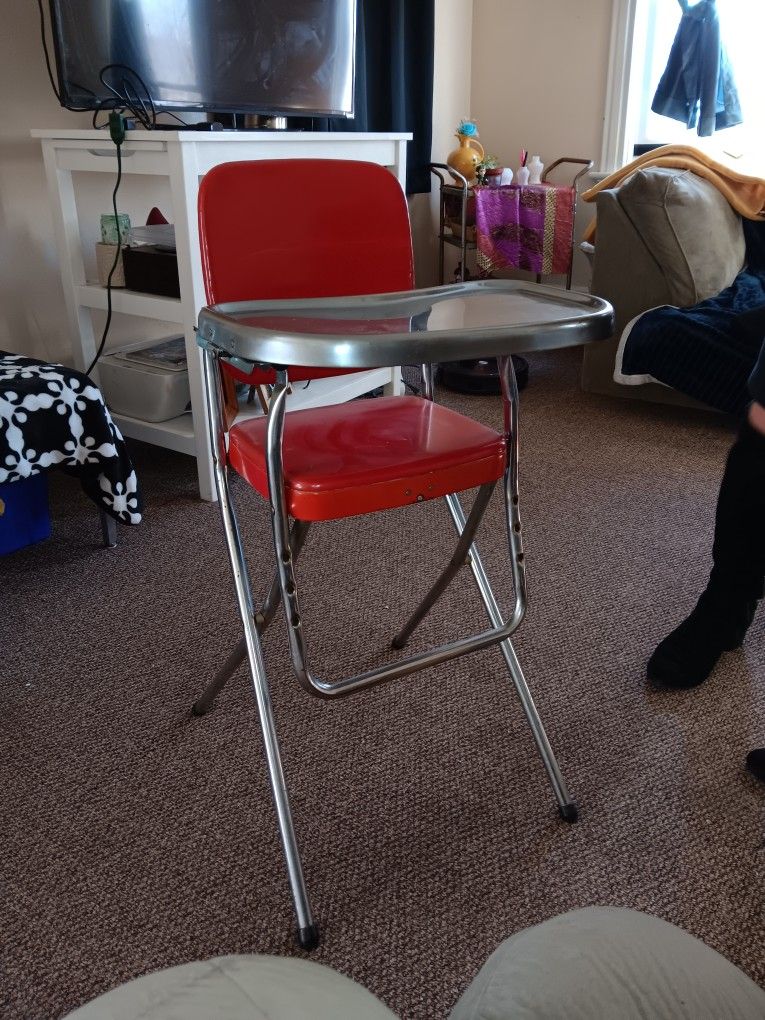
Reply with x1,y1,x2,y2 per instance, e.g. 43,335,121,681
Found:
749,339,765,405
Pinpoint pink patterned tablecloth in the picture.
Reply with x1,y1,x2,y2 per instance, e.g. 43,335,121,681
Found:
473,183,575,277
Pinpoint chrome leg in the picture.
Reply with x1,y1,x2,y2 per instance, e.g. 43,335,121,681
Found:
192,519,311,716
265,372,313,686
192,638,247,716
201,348,318,949
446,494,577,821
444,352,577,821
421,362,436,401
392,481,496,649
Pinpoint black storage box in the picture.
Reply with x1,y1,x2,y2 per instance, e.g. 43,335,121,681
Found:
122,245,180,298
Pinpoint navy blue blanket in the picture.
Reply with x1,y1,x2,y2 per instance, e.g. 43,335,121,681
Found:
0,353,142,524
618,220,765,414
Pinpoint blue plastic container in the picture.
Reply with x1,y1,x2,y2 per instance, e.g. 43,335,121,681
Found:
0,474,52,554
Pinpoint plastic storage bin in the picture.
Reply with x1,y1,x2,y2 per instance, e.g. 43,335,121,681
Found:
98,335,191,422
0,474,51,554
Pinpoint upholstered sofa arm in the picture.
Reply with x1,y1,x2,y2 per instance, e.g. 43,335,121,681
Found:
590,189,673,340
582,167,747,408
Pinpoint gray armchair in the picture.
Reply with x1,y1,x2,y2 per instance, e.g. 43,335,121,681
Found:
581,166,747,409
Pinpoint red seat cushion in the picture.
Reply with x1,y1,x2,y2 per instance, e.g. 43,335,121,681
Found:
228,396,507,522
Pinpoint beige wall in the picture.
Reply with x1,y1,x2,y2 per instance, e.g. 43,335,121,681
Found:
411,0,474,287
0,0,94,361
0,0,612,359
471,0,612,170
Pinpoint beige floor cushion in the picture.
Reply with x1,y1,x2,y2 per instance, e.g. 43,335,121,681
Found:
63,954,398,1020
449,906,765,1020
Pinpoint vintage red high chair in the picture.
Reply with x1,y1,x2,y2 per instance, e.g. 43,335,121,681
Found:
193,159,578,949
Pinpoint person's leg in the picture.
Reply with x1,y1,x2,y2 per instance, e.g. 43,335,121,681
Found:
647,340,765,692
745,346,765,781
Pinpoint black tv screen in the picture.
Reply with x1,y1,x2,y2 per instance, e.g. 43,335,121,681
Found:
48,0,356,117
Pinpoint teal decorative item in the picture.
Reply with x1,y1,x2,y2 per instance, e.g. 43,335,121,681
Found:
100,213,131,245
456,118,478,137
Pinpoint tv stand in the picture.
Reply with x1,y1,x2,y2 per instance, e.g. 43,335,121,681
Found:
33,128,411,502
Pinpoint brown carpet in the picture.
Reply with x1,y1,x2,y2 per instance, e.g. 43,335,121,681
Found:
2,347,763,1020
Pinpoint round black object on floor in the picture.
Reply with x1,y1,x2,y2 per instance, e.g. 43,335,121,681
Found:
438,355,529,395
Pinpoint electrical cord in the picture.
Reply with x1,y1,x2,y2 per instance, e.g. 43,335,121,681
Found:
99,64,156,129
86,114,125,377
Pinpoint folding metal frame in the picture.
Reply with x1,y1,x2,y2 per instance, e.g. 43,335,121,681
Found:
194,343,577,950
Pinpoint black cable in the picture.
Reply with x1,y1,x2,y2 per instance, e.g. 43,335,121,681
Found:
99,64,156,129
86,141,123,376
121,76,155,128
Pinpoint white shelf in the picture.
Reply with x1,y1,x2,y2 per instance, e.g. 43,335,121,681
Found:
112,410,196,454
77,284,183,323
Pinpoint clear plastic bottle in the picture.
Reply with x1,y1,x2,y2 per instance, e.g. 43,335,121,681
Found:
528,155,544,185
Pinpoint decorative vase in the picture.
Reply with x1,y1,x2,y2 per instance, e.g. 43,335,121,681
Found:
528,155,544,185
516,165,530,186
447,133,485,185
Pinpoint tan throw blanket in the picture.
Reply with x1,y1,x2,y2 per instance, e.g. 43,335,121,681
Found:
581,144,765,242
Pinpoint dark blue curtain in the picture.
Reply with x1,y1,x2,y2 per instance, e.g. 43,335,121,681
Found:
314,0,434,194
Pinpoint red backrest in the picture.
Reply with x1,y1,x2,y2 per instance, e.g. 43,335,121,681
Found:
199,158,414,302
198,159,414,385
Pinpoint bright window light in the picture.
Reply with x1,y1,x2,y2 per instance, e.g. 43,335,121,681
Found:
631,0,765,156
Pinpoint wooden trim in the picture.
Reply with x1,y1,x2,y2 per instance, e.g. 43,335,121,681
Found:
600,0,639,173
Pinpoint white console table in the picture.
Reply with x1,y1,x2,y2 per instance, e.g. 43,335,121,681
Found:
33,129,411,500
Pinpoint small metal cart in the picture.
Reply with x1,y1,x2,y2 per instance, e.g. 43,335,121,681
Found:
430,157,594,289
430,163,476,285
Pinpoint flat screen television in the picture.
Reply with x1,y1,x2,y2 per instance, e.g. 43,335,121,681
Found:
48,0,356,119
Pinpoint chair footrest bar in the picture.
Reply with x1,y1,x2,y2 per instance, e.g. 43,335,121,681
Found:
303,616,522,699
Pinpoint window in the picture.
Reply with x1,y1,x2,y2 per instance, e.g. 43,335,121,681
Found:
601,0,765,171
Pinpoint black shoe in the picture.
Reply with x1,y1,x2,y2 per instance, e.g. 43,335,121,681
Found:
745,748,765,782
647,588,756,689
649,417,764,690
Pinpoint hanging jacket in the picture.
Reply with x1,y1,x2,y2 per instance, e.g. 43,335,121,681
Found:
651,0,742,137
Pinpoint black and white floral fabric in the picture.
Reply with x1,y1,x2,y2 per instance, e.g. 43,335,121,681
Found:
0,352,142,524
